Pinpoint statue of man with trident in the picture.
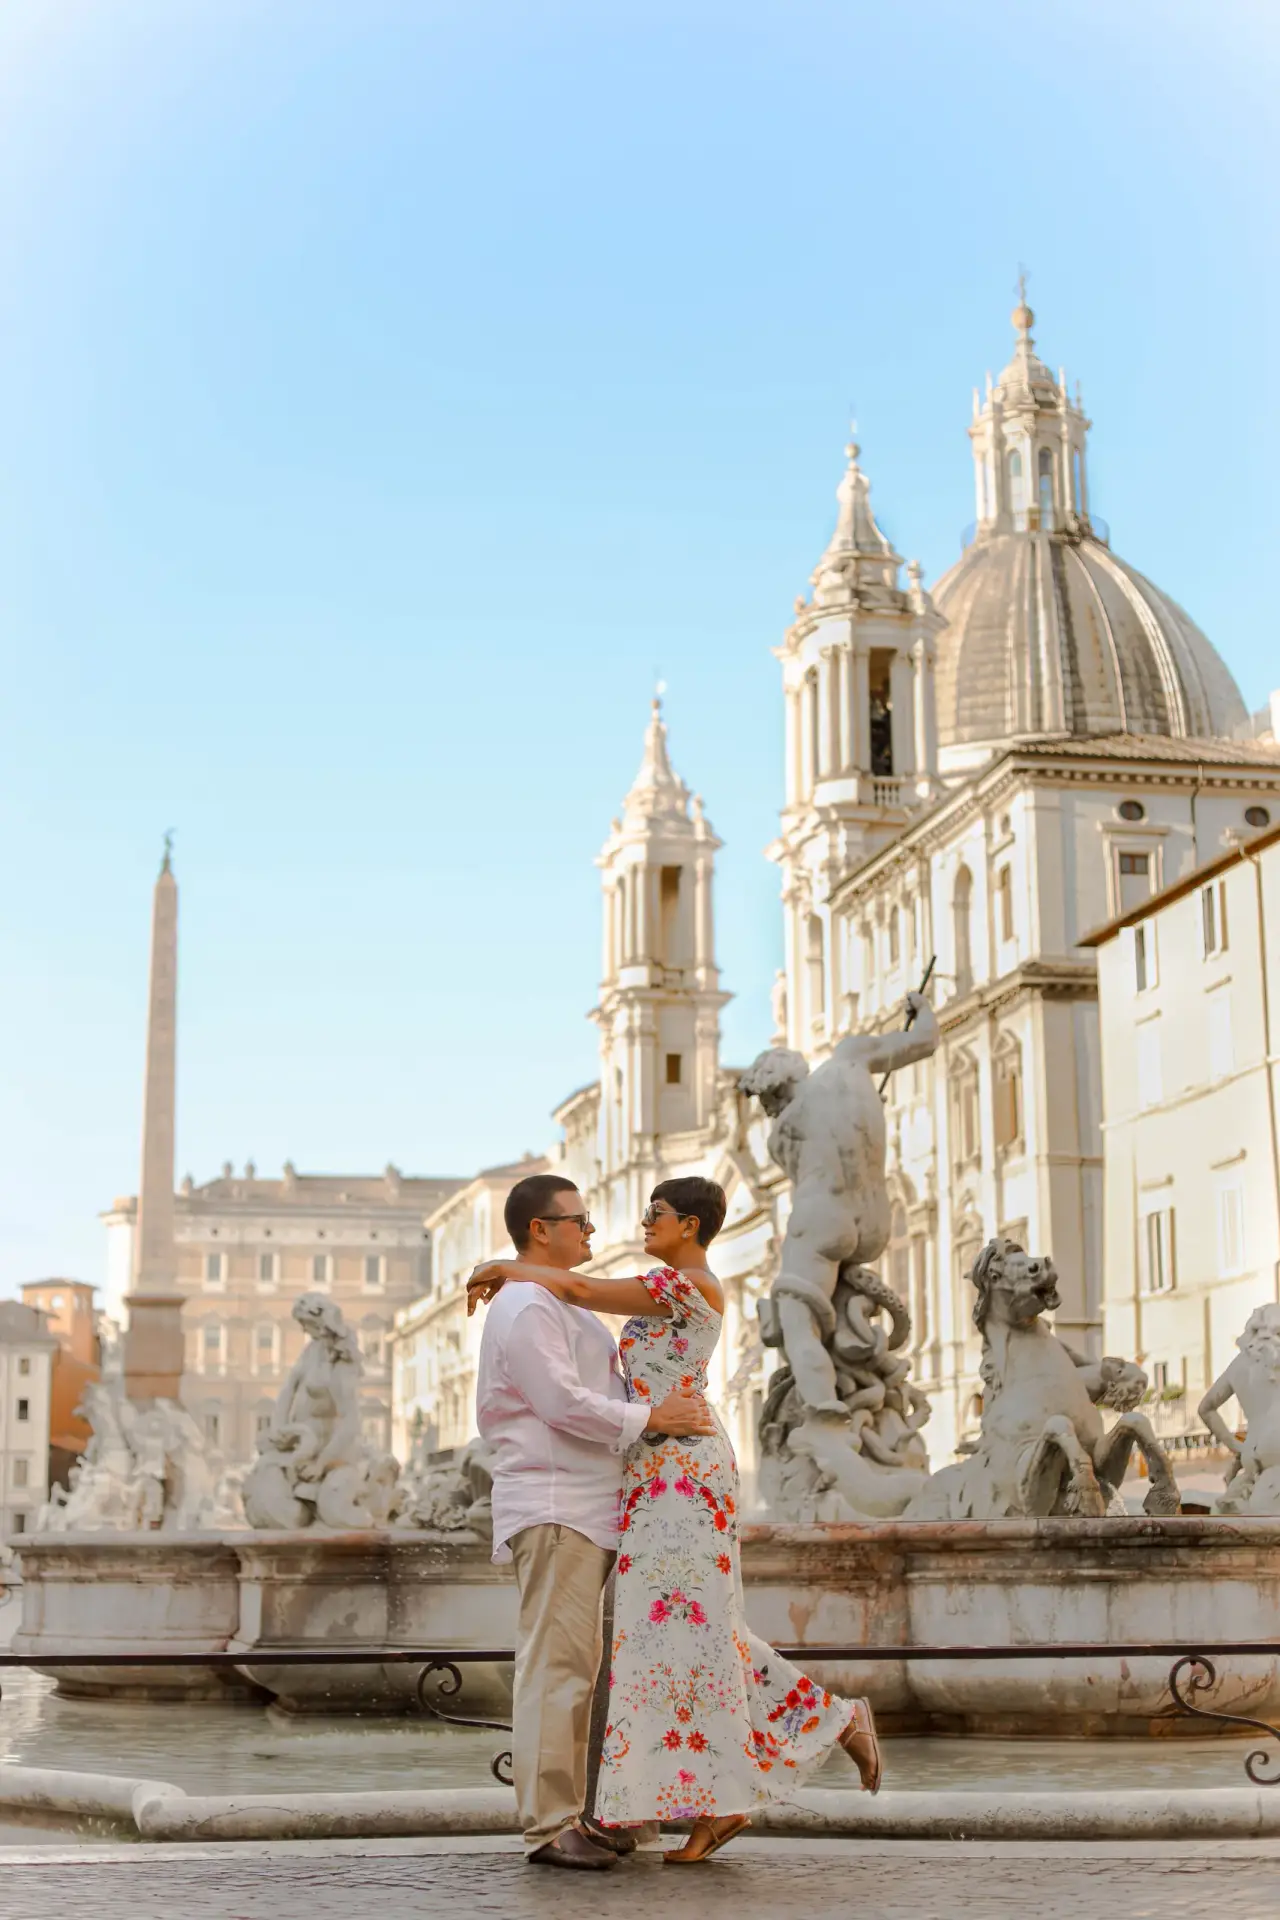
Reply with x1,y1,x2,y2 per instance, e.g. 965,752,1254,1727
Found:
740,969,939,1419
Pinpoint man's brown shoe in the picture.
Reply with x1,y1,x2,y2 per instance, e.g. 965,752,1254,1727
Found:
528,1826,619,1870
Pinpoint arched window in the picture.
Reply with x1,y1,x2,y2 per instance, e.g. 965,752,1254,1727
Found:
805,914,826,1030
1037,447,1054,519
1072,447,1083,509
1007,448,1024,514
953,865,974,994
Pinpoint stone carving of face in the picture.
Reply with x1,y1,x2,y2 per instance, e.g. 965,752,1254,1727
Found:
293,1291,339,1338
740,1049,809,1118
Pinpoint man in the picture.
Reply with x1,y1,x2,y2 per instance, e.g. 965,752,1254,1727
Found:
475,1172,713,1870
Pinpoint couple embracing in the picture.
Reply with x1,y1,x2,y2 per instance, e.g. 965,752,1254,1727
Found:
468,1170,881,1871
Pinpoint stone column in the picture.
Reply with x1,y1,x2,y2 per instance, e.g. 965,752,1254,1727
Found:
124,842,185,1405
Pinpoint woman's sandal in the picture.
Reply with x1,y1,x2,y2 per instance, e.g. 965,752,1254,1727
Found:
838,1697,883,1794
663,1814,751,1864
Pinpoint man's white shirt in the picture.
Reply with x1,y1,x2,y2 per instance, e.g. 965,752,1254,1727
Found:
477,1282,651,1562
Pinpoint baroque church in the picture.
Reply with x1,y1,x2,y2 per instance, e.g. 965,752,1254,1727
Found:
103,297,1280,1488
553,294,1280,1471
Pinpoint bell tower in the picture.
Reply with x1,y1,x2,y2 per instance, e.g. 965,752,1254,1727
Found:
594,697,727,1182
769,435,944,1057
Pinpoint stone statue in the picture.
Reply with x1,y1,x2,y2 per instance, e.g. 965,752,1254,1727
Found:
739,993,940,1521
393,1433,496,1533
905,1238,1179,1520
1201,1304,1280,1515
36,1383,222,1533
242,1293,387,1531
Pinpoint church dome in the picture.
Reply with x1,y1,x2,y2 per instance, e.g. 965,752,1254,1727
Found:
933,299,1248,767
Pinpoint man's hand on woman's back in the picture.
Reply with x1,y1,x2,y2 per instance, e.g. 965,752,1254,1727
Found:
644,1391,715,1438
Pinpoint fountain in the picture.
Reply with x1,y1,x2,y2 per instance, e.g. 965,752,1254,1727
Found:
13,1000,1280,1736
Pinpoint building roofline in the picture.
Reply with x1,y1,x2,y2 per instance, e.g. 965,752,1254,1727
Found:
828,734,1280,907
1079,818,1280,948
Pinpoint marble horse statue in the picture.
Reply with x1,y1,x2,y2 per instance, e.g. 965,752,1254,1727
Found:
906,1237,1179,1519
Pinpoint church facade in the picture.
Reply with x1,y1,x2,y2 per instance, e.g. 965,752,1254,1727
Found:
551,294,1280,1476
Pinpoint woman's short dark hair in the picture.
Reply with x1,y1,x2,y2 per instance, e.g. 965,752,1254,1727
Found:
650,1177,727,1248
504,1174,580,1253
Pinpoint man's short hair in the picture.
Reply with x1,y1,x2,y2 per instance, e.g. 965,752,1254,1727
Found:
504,1173,580,1253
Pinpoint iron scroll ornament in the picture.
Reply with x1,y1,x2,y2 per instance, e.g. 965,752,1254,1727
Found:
1168,1656,1280,1785
415,1659,514,1786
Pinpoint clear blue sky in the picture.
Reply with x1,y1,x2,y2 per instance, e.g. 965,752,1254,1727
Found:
1,0,1276,1295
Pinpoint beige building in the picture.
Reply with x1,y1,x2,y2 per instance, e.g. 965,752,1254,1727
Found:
0,1302,57,1539
390,1155,546,1459
1085,819,1280,1440
104,1164,463,1462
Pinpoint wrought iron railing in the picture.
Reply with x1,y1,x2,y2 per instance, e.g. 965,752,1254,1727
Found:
4,1641,1280,1791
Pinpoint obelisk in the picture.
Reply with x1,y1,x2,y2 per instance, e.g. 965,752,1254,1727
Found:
123,835,185,1403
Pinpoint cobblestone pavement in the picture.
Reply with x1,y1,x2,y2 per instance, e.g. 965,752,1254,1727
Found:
3,1837,1279,1920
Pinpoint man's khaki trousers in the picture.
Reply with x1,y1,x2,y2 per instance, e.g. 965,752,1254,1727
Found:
509,1523,613,1853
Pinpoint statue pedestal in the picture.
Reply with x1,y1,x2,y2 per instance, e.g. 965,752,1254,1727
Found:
122,1292,185,1405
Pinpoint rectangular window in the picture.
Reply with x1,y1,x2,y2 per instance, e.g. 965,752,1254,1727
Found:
1118,850,1152,914
203,1325,223,1372
665,1053,683,1086
888,910,900,965
256,1324,276,1363
1137,1024,1162,1110
1141,1207,1176,1294
993,1067,1021,1149
258,1252,277,1288
13,1458,28,1487
16,1398,29,1422
1217,1182,1245,1278
364,1254,384,1292
17,1357,30,1377
1209,992,1234,1079
312,1254,330,1286
204,1252,223,1287
1202,880,1229,957
11,1511,25,1534
998,866,1014,943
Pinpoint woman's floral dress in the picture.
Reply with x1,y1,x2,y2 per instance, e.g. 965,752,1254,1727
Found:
593,1266,856,1825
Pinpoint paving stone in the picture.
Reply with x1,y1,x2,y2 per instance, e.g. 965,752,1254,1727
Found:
3,1839,1277,1920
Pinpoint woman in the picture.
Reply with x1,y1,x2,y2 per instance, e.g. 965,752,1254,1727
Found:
466,1175,881,1865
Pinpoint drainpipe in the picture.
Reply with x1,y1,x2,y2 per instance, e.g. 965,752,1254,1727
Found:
1190,762,1205,869
1247,847,1280,1303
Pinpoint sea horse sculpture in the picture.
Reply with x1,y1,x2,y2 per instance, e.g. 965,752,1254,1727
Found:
905,1237,1179,1520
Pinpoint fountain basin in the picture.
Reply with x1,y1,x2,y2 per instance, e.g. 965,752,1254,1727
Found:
13,1516,1280,1735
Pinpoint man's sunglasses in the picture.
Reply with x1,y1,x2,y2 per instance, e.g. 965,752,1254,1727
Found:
535,1212,592,1230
